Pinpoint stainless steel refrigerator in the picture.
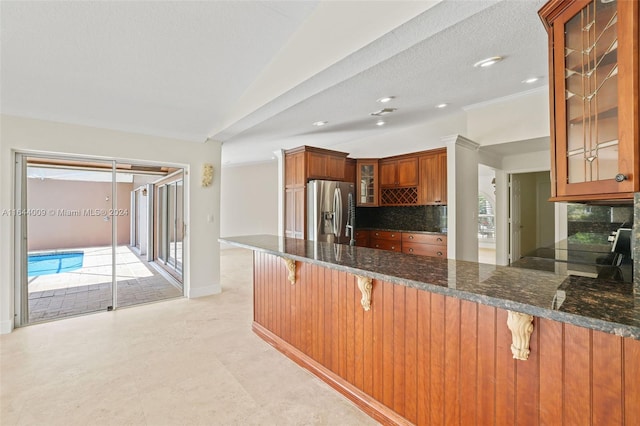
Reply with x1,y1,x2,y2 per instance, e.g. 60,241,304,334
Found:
307,180,355,245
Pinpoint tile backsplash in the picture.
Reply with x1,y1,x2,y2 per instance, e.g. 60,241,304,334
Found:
567,203,633,238
356,205,446,232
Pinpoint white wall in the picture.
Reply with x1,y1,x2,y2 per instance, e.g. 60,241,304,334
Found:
502,150,550,172
465,88,550,146
0,115,222,333
220,161,279,240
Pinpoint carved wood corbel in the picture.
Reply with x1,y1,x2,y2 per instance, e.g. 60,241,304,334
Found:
356,275,373,311
281,257,296,284
507,310,534,360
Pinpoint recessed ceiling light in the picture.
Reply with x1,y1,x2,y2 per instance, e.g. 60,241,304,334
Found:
370,108,397,116
522,77,539,84
473,56,503,68
436,103,448,109
376,120,385,126
377,96,395,103
312,121,328,126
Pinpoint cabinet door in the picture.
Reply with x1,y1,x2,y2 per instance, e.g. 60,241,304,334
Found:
285,188,296,238
285,152,305,187
437,152,447,204
327,156,346,180
307,152,328,179
543,0,639,200
356,160,378,206
293,188,305,239
397,157,418,186
379,160,397,187
354,230,370,247
344,158,356,185
285,187,305,239
419,151,447,204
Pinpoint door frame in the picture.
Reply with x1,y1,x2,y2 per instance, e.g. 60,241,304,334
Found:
509,173,522,262
153,170,184,283
505,170,560,265
13,152,118,326
13,150,187,327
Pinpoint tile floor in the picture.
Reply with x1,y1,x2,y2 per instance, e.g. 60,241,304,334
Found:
27,246,183,322
478,247,497,264
0,248,376,426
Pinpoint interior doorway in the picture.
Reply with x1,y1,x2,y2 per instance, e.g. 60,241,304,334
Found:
14,153,185,326
478,165,496,264
508,171,555,263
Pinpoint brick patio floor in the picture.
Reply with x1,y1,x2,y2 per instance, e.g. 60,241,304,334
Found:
27,246,183,323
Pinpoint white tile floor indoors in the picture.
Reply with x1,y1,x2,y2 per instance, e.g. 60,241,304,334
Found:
0,248,376,426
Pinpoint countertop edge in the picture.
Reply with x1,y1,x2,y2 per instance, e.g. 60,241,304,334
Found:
221,238,640,340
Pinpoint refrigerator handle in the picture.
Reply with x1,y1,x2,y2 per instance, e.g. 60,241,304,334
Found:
333,187,342,237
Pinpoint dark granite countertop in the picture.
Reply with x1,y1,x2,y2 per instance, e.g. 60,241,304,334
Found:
220,234,640,340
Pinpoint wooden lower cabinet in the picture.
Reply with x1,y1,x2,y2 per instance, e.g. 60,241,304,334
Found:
253,252,640,426
367,230,447,258
370,230,402,252
354,230,370,247
402,242,445,257
402,232,446,258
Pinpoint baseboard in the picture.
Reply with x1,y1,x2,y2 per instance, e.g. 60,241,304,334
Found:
187,284,220,298
0,318,15,335
252,322,412,426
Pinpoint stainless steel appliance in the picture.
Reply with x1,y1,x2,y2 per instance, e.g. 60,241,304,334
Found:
307,180,355,245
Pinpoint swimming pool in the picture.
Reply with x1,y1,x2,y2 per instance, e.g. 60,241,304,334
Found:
28,251,84,277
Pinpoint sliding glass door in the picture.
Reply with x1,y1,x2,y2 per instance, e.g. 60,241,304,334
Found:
14,153,185,326
16,155,116,324
155,172,184,283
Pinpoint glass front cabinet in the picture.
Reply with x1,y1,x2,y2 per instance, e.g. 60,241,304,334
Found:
356,159,379,206
539,0,639,201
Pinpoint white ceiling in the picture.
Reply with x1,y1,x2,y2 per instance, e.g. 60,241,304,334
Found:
1,0,549,166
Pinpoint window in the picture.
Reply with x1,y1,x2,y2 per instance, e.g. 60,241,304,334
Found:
478,192,495,241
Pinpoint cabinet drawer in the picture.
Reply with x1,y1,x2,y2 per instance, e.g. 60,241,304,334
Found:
402,242,446,258
355,230,369,247
402,233,447,246
355,230,370,239
370,239,401,252
370,230,401,241
355,237,369,247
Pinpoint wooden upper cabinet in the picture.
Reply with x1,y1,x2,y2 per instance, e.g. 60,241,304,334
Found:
379,156,419,187
285,146,349,183
306,151,346,181
419,149,447,205
539,0,639,201
356,159,379,206
285,151,305,187
344,158,356,185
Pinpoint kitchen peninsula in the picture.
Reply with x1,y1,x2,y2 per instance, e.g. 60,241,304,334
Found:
221,234,640,426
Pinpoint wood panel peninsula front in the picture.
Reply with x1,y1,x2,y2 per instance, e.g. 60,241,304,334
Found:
220,235,640,425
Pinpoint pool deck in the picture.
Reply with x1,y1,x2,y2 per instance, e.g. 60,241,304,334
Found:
27,246,183,322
